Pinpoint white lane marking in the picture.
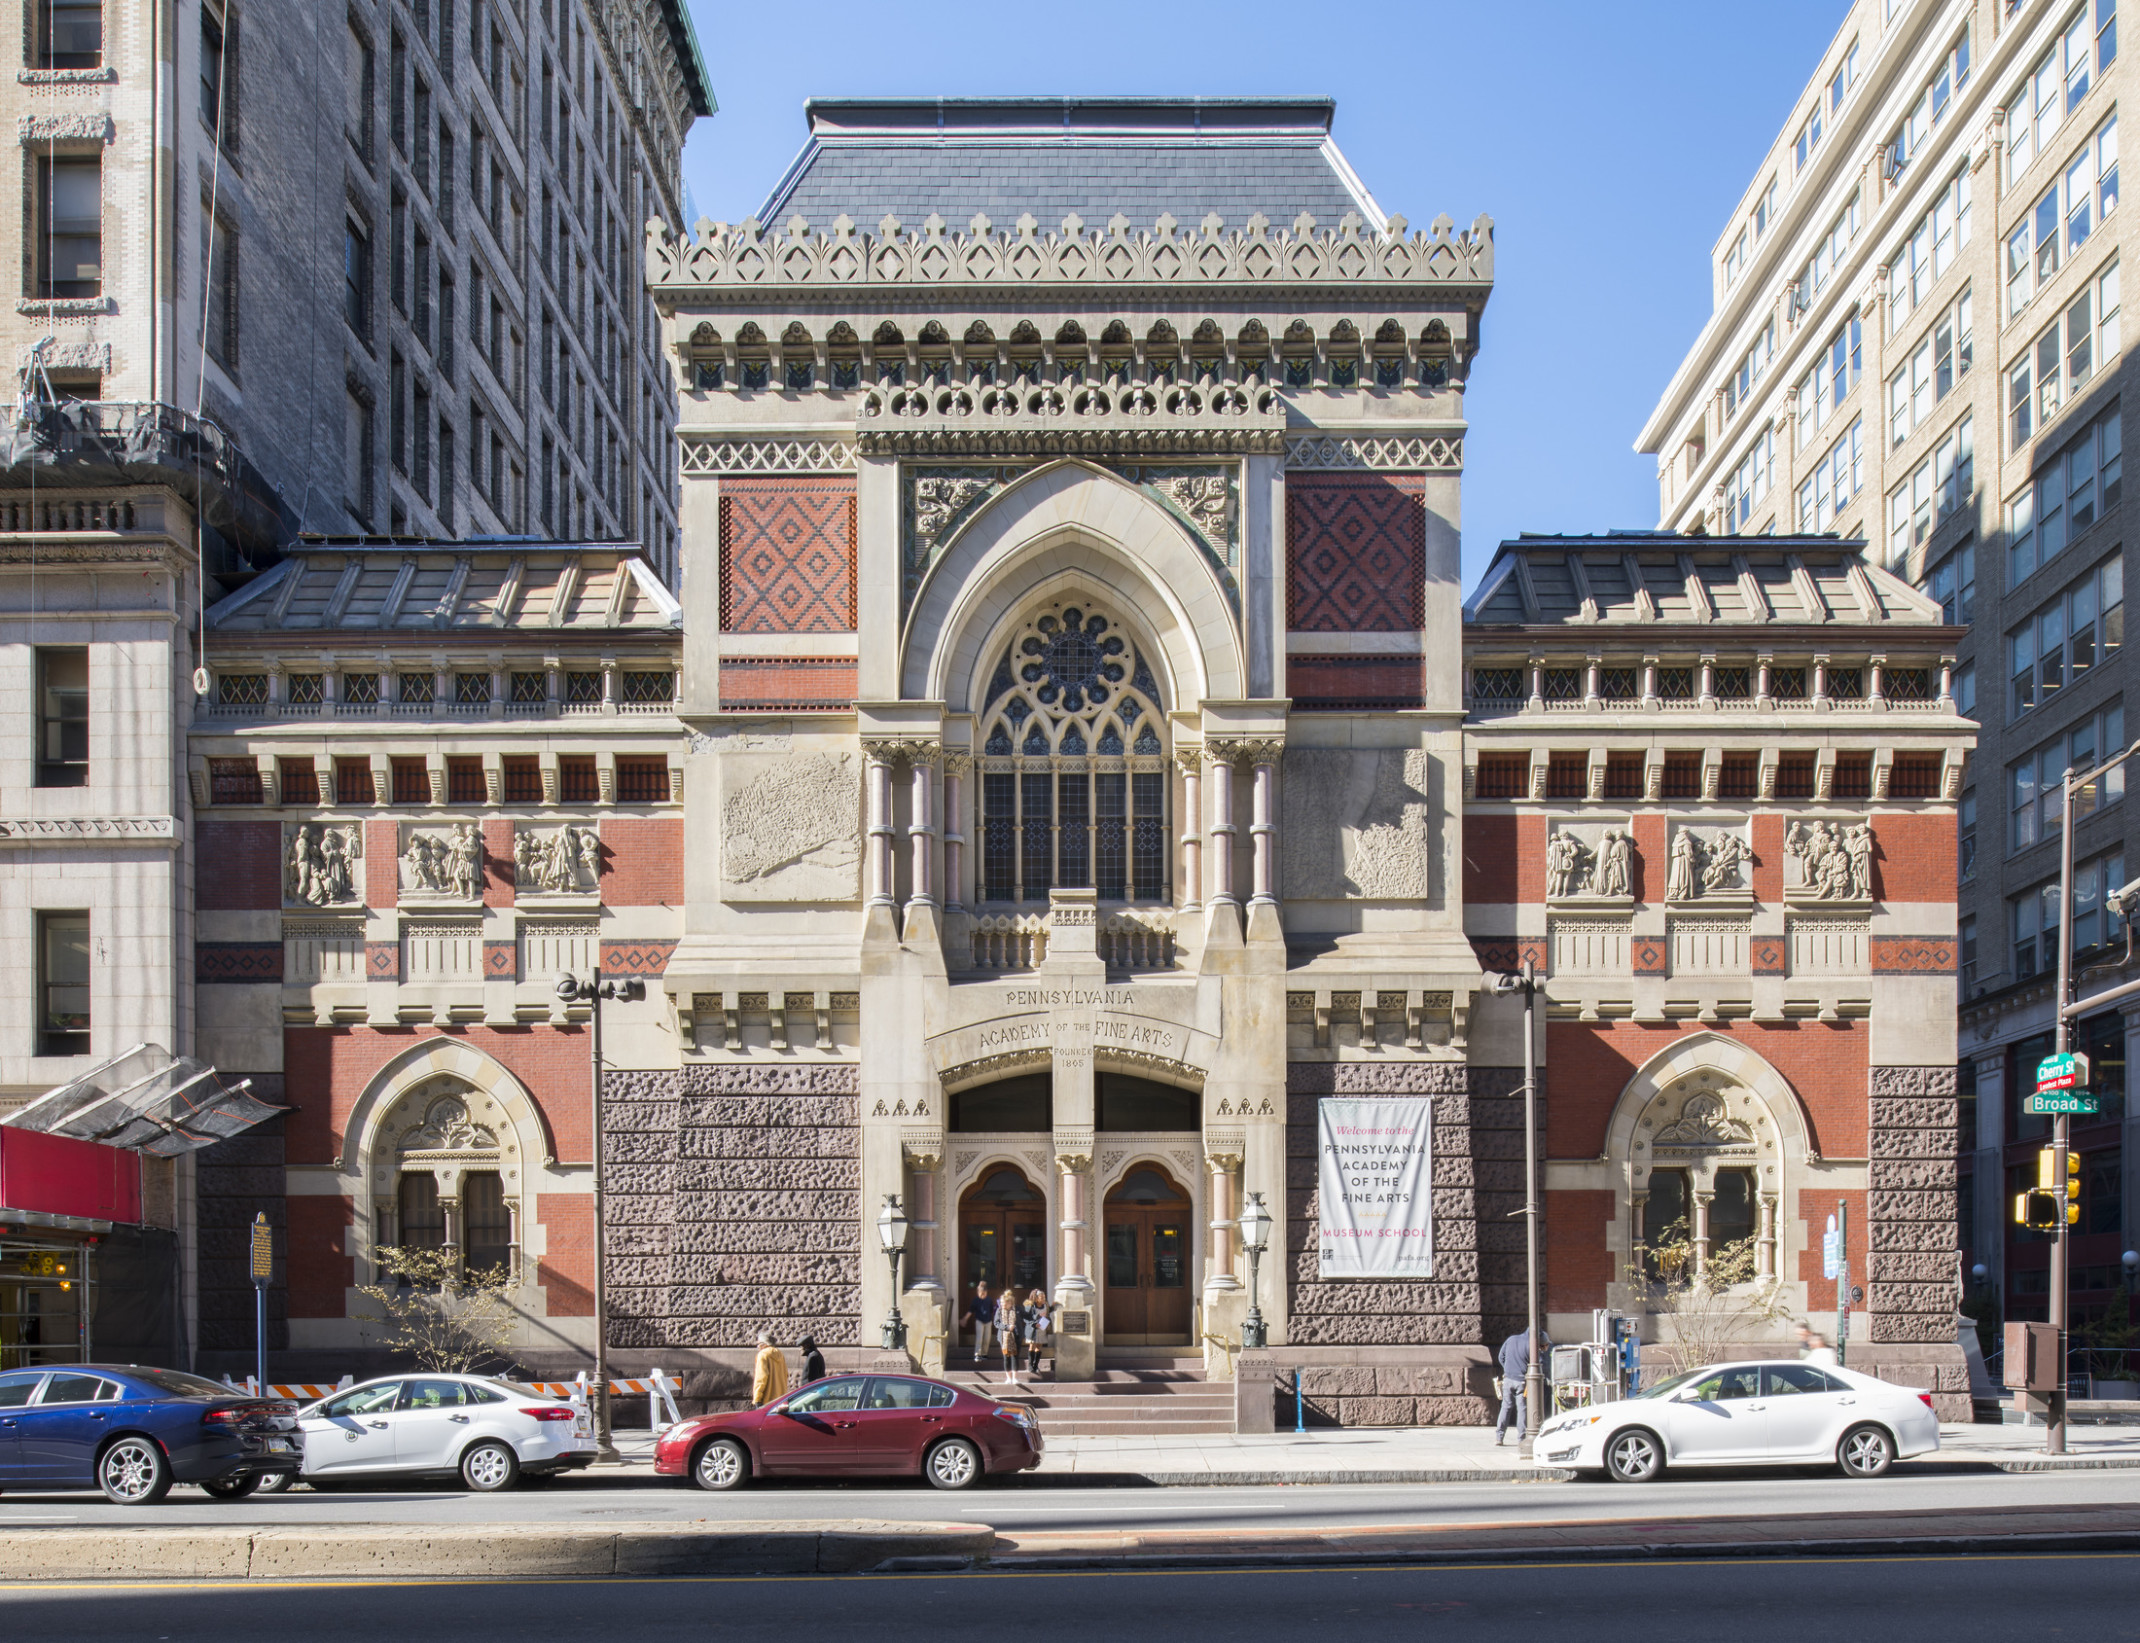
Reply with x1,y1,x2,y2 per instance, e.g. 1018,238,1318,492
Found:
0,1515,78,1521
961,1505,1305,1516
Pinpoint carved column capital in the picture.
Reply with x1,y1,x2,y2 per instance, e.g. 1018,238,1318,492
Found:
1054,1151,1092,1175
860,734,939,769
941,750,973,777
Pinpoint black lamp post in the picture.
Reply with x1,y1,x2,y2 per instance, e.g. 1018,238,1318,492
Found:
1238,1190,1272,1350
877,1192,911,1351
555,966,644,1461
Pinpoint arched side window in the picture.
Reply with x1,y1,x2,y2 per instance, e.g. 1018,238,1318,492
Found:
976,602,1168,904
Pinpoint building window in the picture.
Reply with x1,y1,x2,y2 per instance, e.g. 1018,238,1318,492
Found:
620,670,675,705
335,757,376,805
344,385,373,527
1955,662,1975,717
1886,414,1972,564
1469,667,1524,710
1602,753,1643,799
1887,169,1972,332
2005,6,2117,189
279,758,321,806
1659,752,1700,800
977,605,1169,903
2009,263,2120,447
2013,849,2128,980
389,758,428,805
1723,321,1772,419
216,671,267,707
446,756,485,804
1792,194,1861,311
2008,120,2117,323
35,155,101,299
1776,752,1816,799
1958,790,1977,877
1797,417,1862,532
615,756,669,803
1714,666,1752,701
38,0,102,69
564,670,602,706
1796,315,1862,443
1545,752,1587,800
453,671,490,707
509,670,546,706
342,670,380,706
2009,554,2124,720
201,208,236,369
1723,428,1774,531
200,6,226,135
1889,289,1973,447
37,912,89,1057
558,755,598,803
397,1172,445,1250
1959,913,1979,997
2008,402,2123,583
1928,537,1975,624
345,19,373,161
437,419,455,533
463,1171,511,1275
208,757,262,804
1475,753,1527,800
34,647,87,788
2010,701,2125,849
396,671,433,707
343,219,371,340
501,755,540,802
1719,752,1757,799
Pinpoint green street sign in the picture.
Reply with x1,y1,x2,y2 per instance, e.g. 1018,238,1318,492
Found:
2037,1052,2090,1092
2026,1091,2102,1116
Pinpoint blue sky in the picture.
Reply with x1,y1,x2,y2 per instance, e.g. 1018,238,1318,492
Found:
677,0,1848,591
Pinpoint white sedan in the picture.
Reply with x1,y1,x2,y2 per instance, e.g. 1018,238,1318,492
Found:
1534,1359,1941,1482
296,1374,598,1491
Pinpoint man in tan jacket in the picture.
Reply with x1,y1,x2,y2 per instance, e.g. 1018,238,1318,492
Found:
751,1330,789,1405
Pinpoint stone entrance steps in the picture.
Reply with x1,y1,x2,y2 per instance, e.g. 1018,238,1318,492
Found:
946,1354,1232,1435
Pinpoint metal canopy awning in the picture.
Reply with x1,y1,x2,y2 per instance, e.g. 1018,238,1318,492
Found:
2,1044,285,1157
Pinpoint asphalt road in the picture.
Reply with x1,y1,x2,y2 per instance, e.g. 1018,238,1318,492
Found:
0,1461,2134,1532
4,1552,2138,1640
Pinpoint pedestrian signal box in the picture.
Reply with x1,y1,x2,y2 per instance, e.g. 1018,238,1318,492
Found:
2014,1188,2064,1232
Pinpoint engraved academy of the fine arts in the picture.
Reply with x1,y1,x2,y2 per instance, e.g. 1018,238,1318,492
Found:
189,99,1974,1422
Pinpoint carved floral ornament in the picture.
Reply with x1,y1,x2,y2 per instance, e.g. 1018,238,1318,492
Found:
396,1093,502,1156
1633,1074,1769,1171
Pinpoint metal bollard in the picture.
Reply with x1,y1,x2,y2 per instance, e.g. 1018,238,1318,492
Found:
1294,1368,1305,1434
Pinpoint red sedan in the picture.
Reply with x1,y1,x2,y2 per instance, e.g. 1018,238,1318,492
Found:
653,1372,1043,1491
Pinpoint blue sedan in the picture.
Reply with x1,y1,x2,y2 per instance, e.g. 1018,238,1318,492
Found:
0,1365,301,1504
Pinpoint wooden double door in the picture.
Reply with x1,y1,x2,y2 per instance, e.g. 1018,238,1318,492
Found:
1102,1166,1192,1344
958,1166,1046,1339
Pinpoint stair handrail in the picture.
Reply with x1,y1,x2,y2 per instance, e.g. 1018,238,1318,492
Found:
1195,1301,1240,1379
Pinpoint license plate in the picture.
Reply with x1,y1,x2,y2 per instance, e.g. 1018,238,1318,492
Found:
267,1438,295,1453
573,1417,591,1437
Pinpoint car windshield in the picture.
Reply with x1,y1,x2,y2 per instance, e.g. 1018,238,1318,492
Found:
119,1368,245,1398
1633,1368,1709,1400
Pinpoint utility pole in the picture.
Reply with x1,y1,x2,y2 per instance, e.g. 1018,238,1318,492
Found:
2049,765,2079,1455
1520,959,1543,1453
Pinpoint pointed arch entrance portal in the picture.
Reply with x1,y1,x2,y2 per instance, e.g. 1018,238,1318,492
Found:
957,1164,1046,1349
1102,1163,1192,1345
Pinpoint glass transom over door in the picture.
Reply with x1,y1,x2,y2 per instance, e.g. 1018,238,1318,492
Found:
1101,1166,1192,1345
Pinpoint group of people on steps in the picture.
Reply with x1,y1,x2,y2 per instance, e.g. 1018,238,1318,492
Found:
746,1284,1053,1405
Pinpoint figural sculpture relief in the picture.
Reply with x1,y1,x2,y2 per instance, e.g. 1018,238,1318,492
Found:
286,822,360,906
1784,820,1873,902
1665,827,1752,903
402,824,485,900
514,824,601,895
1544,824,1633,902
719,751,863,901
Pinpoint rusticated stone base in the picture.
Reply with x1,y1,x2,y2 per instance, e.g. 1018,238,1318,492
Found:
603,1065,862,1351
1865,1067,1961,1355
1284,1062,1528,1354
1256,1346,1498,1427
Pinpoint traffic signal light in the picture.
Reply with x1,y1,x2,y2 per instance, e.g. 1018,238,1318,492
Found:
2014,1188,2063,1231
2037,1148,2084,1225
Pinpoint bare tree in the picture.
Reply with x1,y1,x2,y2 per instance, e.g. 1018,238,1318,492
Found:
1633,1219,1793,1374
354,1247,518,1374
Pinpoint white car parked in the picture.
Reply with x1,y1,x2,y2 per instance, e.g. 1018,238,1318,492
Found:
1534,1359,1941,1482
296,1375,597,1491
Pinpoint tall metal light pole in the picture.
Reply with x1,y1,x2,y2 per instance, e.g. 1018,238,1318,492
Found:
557,967,643,1463
1490,960,1543,1452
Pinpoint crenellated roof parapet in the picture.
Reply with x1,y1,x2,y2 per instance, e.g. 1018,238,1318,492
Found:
647,208,1494,299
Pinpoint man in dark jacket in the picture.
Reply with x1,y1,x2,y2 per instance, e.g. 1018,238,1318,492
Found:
797,1335,826,1384
1494,1327,1549,1444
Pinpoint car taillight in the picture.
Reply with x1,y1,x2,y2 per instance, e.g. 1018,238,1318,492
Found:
202,1406,246,1428
522,1406,577,1422
1918,1393,1935,1409
993,1405,1035,1430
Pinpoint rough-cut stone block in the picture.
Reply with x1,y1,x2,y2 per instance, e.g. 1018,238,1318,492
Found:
1288,1314,1485,1346
1867,1158,1958,1191
1291,1281,1481,1314
672,1219,862,1255
607,1162,681,1196
1869,1220,1952,1252
682,1124,858,1160
1868,1311,1959,1344
682,1189,863,1223
1339,1395,1417,1426
1869,1127,1956,1160
607,1129,679,1164
1869,1066,1959,1099
605,1100,682,1133
1869,1189,1954,1222
1414,1394,1495,1426
1300,1365,1376,1397
676,1157,861,1192
1869,1281,1957,1312
1869,1251,1956,1283
1868,1097,1960,1131
605,1193,671,1226
680,1094,858,1129
1375,1365,1461,1395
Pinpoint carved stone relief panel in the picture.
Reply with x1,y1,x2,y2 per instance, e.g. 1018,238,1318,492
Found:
1782,817,1874,905
401,822,486,903
1544,817,1633,905
1664,818,1753,905
285,821,363,908
515,824,601,898
719,751,863,902
1280,747,1432,900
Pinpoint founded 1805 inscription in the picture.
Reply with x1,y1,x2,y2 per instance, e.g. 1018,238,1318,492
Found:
719,751,863,902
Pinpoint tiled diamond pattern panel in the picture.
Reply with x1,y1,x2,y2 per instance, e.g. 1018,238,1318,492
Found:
1286,473,1426,632
719,477,858,633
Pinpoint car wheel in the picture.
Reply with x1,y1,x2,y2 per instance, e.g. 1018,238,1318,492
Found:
200,1474,262,1500
253,1471,297,1494
1837,1423,1895,1478
459,1440,521,1493
98,1437,173,1505
924,1438,982,1492
1603,1427,1665,1484
692,1438,749,1492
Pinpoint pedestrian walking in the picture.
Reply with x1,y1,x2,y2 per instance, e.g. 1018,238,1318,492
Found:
1023,1288,1051,1377
967,1281,998,1363
798,1334,826,1385
751,1330,789,1406
1000,1290,1028,1384
1797,1324,1838,1367
1494,1327,1545,1444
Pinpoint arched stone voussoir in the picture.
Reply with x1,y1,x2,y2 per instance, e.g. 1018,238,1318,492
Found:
341,1035,560,1176
901,459,1244,709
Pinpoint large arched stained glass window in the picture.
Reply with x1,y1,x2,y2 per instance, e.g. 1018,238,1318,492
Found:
977,603,1168,904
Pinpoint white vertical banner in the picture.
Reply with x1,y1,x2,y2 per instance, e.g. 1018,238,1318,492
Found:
1317,1098,1435,1278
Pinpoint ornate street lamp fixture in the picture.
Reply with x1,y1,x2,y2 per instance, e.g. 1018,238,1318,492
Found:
877,1192,911,1351
1238,1190,1272,1350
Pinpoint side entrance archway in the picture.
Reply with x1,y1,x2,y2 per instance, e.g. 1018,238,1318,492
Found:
957,1165,1047,1348
1102,1165,1193,1345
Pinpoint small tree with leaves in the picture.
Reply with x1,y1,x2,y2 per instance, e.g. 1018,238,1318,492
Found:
1633,1217,1795,1375
354,1246,519,1374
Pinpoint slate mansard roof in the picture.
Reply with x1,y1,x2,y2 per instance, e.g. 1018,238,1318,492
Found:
205,540,682,637
1462,532,1953,634
756,98,1386,231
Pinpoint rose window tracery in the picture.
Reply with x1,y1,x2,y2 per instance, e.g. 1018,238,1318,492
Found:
977,602,1169,903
